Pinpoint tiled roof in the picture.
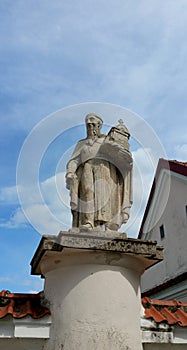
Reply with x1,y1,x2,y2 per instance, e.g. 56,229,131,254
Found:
0,290,50,319
170,160,187,167
1,289,187,327
142,297,187,326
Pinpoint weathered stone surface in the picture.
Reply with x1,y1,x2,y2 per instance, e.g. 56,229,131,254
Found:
31,232,163,350
66,113,133,232
31,231,163,275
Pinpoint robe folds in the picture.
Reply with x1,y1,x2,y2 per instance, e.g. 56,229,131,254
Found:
66,135,133,230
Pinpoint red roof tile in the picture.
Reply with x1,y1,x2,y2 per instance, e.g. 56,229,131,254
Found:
142,297,187,327
174,308,187,327
1,289,187,327
144,305,166,323
0,290,50,319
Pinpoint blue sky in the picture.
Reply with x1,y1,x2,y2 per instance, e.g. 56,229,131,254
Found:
0,0,186,293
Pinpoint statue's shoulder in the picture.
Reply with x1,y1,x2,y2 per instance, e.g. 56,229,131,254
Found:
76,138,87,145
97,134,106,144
73,138,87,151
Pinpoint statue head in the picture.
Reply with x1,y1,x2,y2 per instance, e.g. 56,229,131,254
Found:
85,113,103,138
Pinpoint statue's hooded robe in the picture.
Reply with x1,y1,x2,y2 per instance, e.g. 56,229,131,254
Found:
66,134,133,230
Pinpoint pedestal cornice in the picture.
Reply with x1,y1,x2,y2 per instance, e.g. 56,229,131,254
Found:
31,231,163,276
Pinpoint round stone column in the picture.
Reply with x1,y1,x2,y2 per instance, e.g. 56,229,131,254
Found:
31,232,163,350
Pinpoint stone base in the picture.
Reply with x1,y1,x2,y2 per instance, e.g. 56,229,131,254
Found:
31,231,163,350
31,230,163,276
67,228,127,239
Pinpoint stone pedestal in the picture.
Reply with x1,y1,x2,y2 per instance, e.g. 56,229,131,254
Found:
31,231,163,350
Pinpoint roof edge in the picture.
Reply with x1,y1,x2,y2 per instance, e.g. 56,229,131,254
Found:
138,158,187,239
141,271,187,298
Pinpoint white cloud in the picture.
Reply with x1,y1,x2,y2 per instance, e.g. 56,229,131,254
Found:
2,0,186,295
174,144,187,161
24,204,69,235
0,172,71,234
0,149,156,237
123,147,156,237
0,274,43,293
23,172,71,234
0,0,186,238
0,207,27,229
1,0,187,141
0,186,19,205
0,277,12,283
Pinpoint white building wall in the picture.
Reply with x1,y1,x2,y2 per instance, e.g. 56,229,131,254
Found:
141,317,187,348
141,171,187,294
0,315,51,350
0,339,47,350
144,345,187,350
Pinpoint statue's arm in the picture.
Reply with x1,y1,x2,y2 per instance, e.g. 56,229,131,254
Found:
66,141,82,189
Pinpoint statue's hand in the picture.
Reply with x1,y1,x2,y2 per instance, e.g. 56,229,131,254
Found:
66,173,75,190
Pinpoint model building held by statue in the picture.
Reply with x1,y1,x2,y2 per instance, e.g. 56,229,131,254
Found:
66,113,133,232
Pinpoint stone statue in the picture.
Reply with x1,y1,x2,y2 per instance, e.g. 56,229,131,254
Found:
66,113,133,231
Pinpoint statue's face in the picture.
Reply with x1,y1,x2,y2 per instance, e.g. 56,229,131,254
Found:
86,116,101,137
